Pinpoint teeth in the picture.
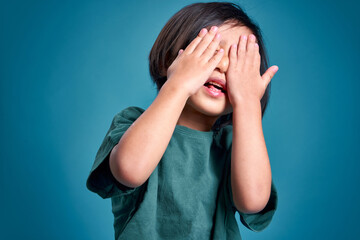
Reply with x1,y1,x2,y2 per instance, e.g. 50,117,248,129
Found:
208,81,223,89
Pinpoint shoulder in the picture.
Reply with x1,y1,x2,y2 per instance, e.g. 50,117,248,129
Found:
86,106,145,198
112,106,145,126
115,106,145,120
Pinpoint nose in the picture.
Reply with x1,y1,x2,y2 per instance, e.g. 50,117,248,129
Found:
215,52,229,73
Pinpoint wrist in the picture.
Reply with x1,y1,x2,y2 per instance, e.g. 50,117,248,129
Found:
161,79,191,100
164,76,194,98
231,95,261,108
232,98,262,115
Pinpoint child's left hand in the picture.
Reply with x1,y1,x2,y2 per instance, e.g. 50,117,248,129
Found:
226,34,278,106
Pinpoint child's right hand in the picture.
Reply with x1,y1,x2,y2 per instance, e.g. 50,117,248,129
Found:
166,26,224,97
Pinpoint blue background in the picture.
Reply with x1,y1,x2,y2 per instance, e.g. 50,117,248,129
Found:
1,0,359,239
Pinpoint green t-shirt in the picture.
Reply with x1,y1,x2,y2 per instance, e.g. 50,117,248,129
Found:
87,107,277,240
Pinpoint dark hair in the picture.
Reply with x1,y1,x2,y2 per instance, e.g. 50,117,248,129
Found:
149,2,271,126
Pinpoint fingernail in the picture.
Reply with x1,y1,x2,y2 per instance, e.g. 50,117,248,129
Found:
210,26,218,32
250,34,256,41
200,28,207,35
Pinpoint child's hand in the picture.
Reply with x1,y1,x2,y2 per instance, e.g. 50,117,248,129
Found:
166,26,225,96
226,34,278,106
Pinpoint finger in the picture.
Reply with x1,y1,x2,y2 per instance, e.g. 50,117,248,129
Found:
193,26,219,56
201,33,221,61
253,43,261,69
184,28,207,54
245,34,257,68
247,34,256,52
246,34,256,58
262,65,279,86
208,48,224,68
228,44,238,69
174,49,184,61
238,35,247,57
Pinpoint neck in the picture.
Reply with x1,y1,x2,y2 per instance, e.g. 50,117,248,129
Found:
177,105,218,132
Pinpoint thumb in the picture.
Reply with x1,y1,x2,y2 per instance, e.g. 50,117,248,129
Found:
262,65,279,86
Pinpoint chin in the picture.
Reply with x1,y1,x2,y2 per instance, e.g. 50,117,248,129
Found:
187,95,232,118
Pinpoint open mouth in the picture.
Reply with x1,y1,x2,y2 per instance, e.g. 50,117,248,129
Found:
204,80,227,93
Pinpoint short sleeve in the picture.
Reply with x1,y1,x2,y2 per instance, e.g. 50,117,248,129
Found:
227,165,278,232
238,182,278,232
86,106,145,199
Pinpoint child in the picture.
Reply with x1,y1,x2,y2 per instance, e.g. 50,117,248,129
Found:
87,2,278,239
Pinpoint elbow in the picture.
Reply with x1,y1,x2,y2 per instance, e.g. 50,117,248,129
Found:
235,200,267,214
109,145,147,188
233,191,270,214
110,161,145,188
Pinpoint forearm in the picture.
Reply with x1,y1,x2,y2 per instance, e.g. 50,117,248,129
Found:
231,99,272,213
110,80,189,188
